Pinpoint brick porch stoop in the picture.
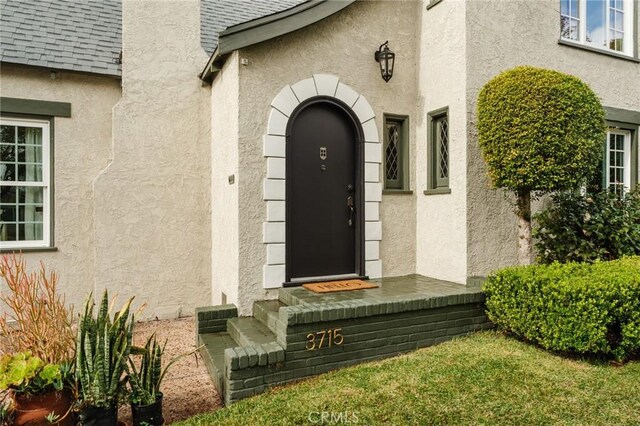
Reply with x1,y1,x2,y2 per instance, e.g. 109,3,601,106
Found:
196,274,492,405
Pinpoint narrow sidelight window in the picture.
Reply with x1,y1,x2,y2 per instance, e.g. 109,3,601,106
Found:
606,129,632,195
427,107,450,191
383,115,409,190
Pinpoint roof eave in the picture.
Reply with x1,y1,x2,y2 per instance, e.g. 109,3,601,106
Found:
199,0,356,83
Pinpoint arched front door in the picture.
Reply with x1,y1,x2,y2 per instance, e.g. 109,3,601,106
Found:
286,98,364,283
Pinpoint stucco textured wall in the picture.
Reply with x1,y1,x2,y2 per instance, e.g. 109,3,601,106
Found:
465,0,640,278
0,65,121,310
233,0,421,314
211,52,240,306
415,0,468,284
92,0,212,318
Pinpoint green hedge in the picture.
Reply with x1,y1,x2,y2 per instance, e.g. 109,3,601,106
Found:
534,190,640,264
484,257,640,360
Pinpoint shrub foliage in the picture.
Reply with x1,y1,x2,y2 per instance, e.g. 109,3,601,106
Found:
477,66,605,192
484,257,640,360
534,190,640,264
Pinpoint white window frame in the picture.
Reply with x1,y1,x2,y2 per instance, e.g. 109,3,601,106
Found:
560,0,635,57
606,128,632,194
0,117,51,249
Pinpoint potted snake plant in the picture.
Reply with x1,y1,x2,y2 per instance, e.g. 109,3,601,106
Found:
75,291,135,426
127,334,200,426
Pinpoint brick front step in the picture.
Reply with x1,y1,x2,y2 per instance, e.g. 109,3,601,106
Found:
196,275,492,405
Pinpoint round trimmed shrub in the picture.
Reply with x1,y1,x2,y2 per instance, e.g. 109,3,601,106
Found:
478,66,605,192
484,257,640,361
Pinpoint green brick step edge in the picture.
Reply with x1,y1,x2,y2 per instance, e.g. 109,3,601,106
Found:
253,300,288,342
197,332,237,399
277,292,485,326
227,317,279,347
224,342,285,371
253,300,286,334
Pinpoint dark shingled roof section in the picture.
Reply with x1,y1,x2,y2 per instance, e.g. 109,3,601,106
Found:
0,0,306,77
200,0,306,55
0,0,122,76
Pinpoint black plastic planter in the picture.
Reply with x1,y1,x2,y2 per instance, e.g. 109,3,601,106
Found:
131,394,164,426
78,405,118,426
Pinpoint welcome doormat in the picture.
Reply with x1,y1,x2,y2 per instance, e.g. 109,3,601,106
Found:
303,279,378,293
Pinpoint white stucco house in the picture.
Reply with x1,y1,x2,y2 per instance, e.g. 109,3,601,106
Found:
1,0,639,317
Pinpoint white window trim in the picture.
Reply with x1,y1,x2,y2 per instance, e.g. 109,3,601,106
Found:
561,0,635,57
0,117,51,249
606,128,632,194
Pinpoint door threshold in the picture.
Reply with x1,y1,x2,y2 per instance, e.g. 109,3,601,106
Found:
283,274,369,288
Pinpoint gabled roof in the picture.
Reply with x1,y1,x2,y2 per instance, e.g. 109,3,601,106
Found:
0,0,122,76
200,0,356,82
0,0,307,78
200,0,305,55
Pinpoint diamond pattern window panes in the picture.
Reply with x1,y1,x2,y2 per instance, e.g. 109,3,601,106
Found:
0,118,49,247
385,124,400,181
438,118,449,180
383,116,407,190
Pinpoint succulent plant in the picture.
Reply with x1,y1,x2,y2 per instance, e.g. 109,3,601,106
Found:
75,291,134,409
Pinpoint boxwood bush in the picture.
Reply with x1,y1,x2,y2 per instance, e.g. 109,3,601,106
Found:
484,257,640,360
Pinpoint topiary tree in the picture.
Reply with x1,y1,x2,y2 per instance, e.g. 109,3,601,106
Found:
477,66,605,265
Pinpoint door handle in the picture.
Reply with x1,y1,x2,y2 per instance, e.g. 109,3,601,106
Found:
347,195,355,227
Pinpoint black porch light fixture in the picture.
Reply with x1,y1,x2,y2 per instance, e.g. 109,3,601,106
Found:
374,41,395,82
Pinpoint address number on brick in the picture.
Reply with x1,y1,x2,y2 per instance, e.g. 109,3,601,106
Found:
305,328,344,351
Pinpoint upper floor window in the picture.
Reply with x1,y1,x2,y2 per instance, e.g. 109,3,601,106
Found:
0,117,51,249
561,0,635,57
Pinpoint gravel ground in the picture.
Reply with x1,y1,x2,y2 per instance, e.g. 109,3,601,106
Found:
118,317,222,425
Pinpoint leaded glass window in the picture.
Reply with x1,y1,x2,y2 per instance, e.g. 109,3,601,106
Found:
427,107,450,191
437,117,449,182
383,115,408,190
0,118,50,248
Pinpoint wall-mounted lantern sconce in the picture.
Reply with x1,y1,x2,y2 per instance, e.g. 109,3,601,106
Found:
374,41,395,82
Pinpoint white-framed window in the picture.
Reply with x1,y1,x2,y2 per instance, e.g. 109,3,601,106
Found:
0,117,51,248
606,128,632,195
560,0,635,57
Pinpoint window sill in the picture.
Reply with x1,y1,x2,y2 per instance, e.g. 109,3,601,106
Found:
558,39,640,63
426,0,444,10
382,190,414,195
423,188,451,195
0,246,58,254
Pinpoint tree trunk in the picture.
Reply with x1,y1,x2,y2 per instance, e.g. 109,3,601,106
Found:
516,189,532,265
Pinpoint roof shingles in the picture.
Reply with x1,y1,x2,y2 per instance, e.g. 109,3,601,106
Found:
1,0,307,77
1,0,122,76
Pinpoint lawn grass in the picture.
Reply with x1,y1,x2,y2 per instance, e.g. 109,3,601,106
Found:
175,332,640,425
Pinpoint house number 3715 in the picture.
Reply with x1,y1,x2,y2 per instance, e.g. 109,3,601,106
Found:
305,328,344,351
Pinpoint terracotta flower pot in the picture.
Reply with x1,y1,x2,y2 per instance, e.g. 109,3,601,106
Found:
14,389,75,426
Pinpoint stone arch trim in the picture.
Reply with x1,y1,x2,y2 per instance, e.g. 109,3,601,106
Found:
262,74,382,289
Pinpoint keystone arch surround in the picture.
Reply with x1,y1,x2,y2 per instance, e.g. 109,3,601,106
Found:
262,74,383,289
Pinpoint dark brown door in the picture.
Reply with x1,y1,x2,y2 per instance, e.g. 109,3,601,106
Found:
287,100,360,281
